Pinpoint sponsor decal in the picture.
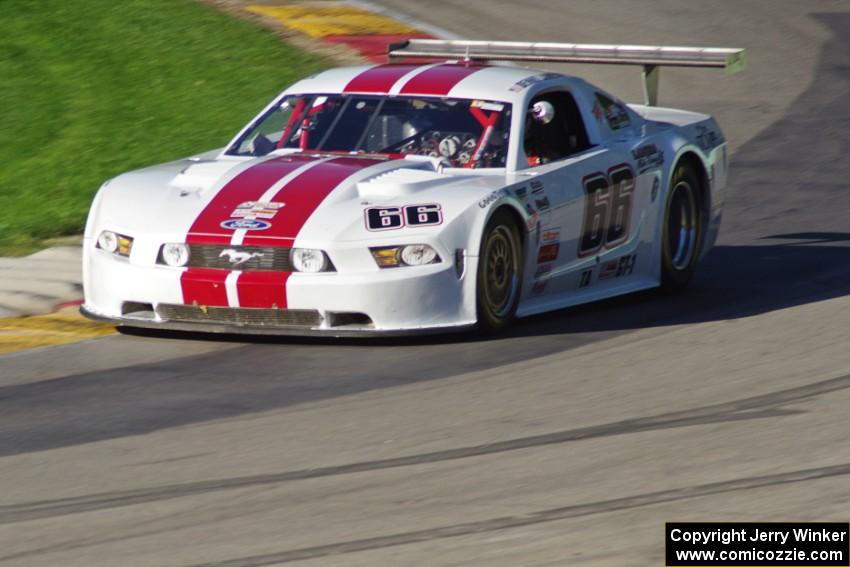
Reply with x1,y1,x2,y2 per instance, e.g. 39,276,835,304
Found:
478,189,505,209
606,106,630,130
231,201,285,219
595,92,630,130
530,180,545,194
514,186,528,201
537,242,559,264
592,100,603,122
508,72,560,93
471,100,505,112
598,260,617,280
534,196,551,211
578,268,593,288
219,249,264,266
599,254,637,280
632,143,665,174
365,203,442,231
541,228,560,243
220,219,271,231
651,176,660,202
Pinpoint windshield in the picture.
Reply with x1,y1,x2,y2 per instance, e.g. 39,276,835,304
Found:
227,94,512,168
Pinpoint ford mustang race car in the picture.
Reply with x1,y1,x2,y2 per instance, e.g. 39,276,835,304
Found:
81,40,745,335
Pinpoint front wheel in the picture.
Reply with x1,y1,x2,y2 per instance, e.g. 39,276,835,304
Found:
476,210,523,331
661,163,703,292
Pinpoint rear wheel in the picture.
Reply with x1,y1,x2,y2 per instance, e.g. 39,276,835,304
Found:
661,163,703,291
476,210,523,331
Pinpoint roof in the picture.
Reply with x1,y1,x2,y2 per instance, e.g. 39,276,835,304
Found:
284,62,570,103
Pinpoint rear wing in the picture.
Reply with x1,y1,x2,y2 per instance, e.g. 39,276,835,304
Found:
387,39,745,106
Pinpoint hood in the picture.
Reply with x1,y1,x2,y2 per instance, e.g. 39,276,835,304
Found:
182,155,390,246
93,153,483,246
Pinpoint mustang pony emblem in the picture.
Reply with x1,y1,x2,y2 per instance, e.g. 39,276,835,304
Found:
219,249,264,266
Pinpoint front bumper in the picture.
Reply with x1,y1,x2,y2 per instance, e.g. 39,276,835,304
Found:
83,244,478,336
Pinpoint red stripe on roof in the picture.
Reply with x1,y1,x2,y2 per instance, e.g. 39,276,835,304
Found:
343,64,422,93
398,63,484,96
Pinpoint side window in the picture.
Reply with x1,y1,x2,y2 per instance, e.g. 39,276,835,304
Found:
234,99,302,156
594,92,631,131
523,91,591,167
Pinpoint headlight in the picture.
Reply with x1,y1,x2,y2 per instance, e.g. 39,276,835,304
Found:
400,244,438,266
160,243,191,267
97,230,133,257
97,231,118,253
291,248,331,273
370,244,441,268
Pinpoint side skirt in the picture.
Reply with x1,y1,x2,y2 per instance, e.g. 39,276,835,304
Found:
515,276,659,319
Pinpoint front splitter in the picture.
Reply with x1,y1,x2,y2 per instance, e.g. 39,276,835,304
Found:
80,305,476,339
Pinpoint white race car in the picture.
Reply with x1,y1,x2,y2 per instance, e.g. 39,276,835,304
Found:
81,40,745,336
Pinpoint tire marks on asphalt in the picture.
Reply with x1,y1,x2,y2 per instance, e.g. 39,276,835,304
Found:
1,370,847,525
189,463,850,566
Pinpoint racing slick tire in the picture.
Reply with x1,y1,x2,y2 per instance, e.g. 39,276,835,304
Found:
476,209,523,331
660,162,703,292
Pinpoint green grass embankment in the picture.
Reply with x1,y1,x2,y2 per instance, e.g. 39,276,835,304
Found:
0,0,326,254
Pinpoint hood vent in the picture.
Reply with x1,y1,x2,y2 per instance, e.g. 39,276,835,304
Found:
171,159,240,191
357,168,448,199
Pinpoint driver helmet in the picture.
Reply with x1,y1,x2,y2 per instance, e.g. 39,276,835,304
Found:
531,101,555,124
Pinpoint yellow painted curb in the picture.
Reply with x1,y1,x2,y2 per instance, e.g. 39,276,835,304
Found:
247,4,420,38
0,307,114,354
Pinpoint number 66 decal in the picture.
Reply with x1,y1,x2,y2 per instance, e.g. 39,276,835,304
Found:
578,164,635,256
365,204,443,231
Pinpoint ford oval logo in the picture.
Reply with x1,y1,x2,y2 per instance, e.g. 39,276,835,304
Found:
220,219,271,231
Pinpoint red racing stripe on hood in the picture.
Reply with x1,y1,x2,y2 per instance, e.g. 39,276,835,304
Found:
184,155,318,244
398,63,484,96
241,157,382,245
236,157,384,308
343,64,422,93
180,155,319,307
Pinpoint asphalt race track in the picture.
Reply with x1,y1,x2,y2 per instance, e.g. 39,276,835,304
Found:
2,2,850,565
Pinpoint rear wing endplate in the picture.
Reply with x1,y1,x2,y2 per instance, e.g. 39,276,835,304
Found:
387,39,746,106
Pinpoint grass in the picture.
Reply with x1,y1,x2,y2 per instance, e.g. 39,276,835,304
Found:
0,0,327,255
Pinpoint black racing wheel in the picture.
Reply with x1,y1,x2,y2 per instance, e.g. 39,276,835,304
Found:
661,163,703,292
476,209,523,331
